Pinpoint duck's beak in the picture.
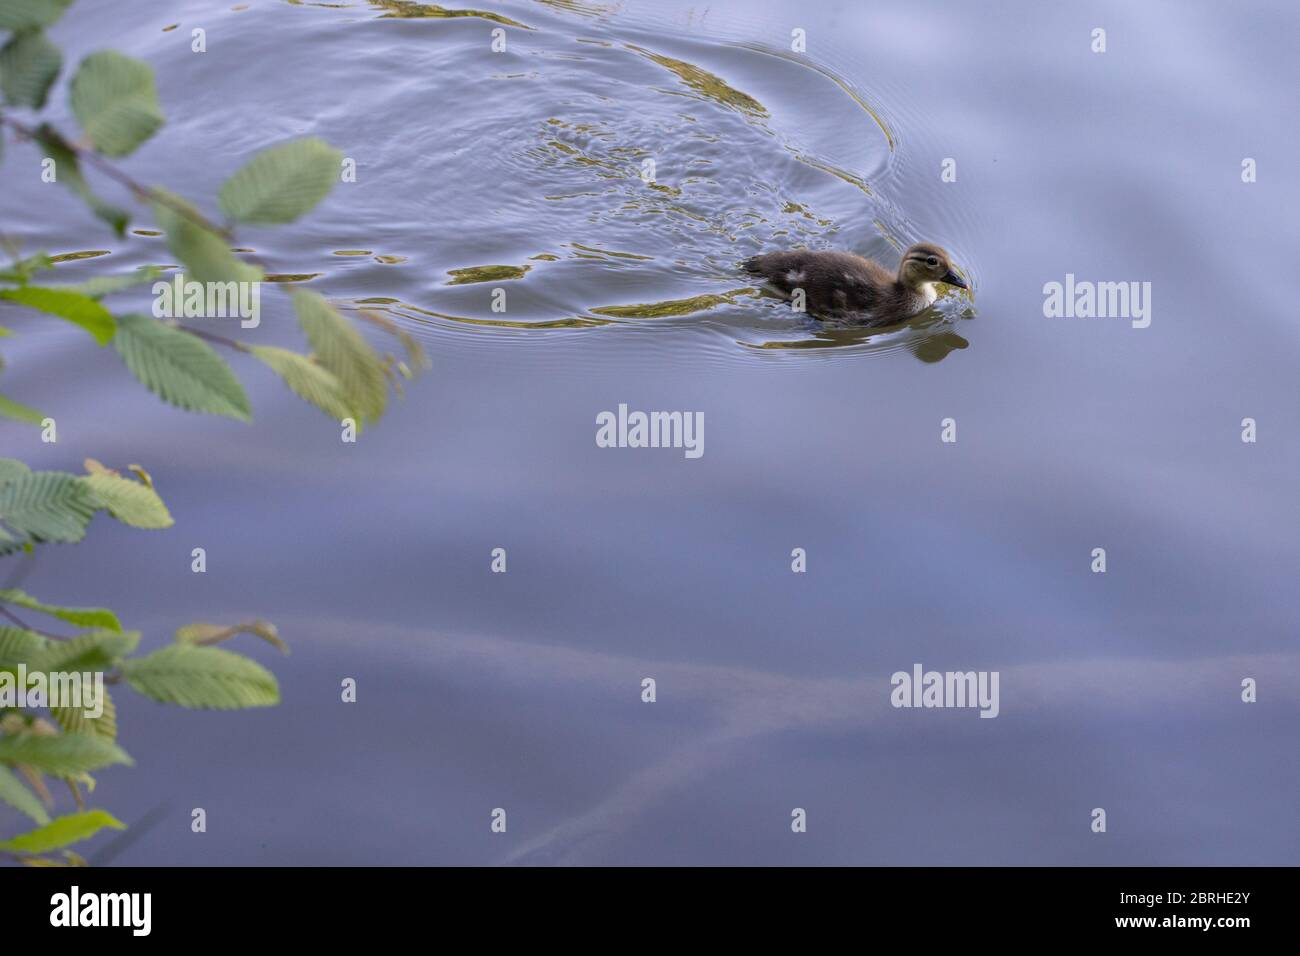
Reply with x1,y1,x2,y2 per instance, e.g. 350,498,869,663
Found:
941,270,968,290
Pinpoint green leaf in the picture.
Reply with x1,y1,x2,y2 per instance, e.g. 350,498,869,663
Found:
0,392,46,425
0,286,115,344
0,589,122,632
68,51,163,157
0,626,48,666
0,765,49,825
81,472,173,529
0,809,124,854
51,686,117,740
293,290,387,424
0,459,31,542
0,734,132,775
218,137,342,225
120,644,280,709
32,125,129,236
151,191,261,285
113,313,251,421
0,0,75,32
249,344,354,421
0,472,99,544
28,630,140,672
0,459,32,483
0,29,61,109
63,266,161,300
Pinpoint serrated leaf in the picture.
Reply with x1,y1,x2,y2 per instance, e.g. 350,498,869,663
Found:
0,0,75,31
0,471,98,544
32,125,129,236
81,472,173,528
249,344,354,420
0,29,60,109
113,313,251,420
51,686,116,741
28,630,139,672
0,589,122,632
0,459,32,483
0,734,131,775
0,286,115,344
293,290,386,423
150,191,261,285
0,392,46,425
218,137,342,225
120,644,280,709
0,626,48,666
68,51,162,157
0,764,49,824
0,809,124,854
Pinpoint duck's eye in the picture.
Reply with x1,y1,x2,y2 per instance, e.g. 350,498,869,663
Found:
925,256,939,266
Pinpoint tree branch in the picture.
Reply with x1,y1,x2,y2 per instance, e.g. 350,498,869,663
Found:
0,605,69,641
0,113,231,241
172,322,250,353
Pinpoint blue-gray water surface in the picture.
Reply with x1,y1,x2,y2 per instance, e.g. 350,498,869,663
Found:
1,0,1298,864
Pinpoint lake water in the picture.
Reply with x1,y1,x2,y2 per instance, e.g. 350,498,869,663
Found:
2,0,1297,865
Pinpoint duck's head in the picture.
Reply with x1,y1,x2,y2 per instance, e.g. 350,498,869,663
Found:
899,243,968,292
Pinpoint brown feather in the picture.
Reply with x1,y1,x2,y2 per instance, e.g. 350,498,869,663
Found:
743,249,927,326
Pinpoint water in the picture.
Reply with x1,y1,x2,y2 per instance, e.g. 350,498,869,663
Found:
1,0,1297,865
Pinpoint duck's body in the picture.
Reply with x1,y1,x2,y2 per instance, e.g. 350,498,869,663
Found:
742,242,966,327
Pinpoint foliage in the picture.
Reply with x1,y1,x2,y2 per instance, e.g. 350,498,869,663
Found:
0,457,168,554
0,2,428,429
0,460,287,862
0,0,424,863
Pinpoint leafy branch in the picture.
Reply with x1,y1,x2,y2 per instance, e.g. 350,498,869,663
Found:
0,4,428,429
0,0,428,864
0,113,231,240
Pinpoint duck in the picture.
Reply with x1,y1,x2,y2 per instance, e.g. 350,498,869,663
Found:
742,242,968,327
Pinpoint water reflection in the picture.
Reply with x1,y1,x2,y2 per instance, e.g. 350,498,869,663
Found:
447,264,532,284
744,309,970,362
367,0,531,28
592,288,753,318
629,44,769,117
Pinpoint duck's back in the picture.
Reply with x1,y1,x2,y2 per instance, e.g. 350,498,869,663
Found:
742,249,896,317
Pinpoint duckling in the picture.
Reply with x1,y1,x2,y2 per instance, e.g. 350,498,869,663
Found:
742,242,967,327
